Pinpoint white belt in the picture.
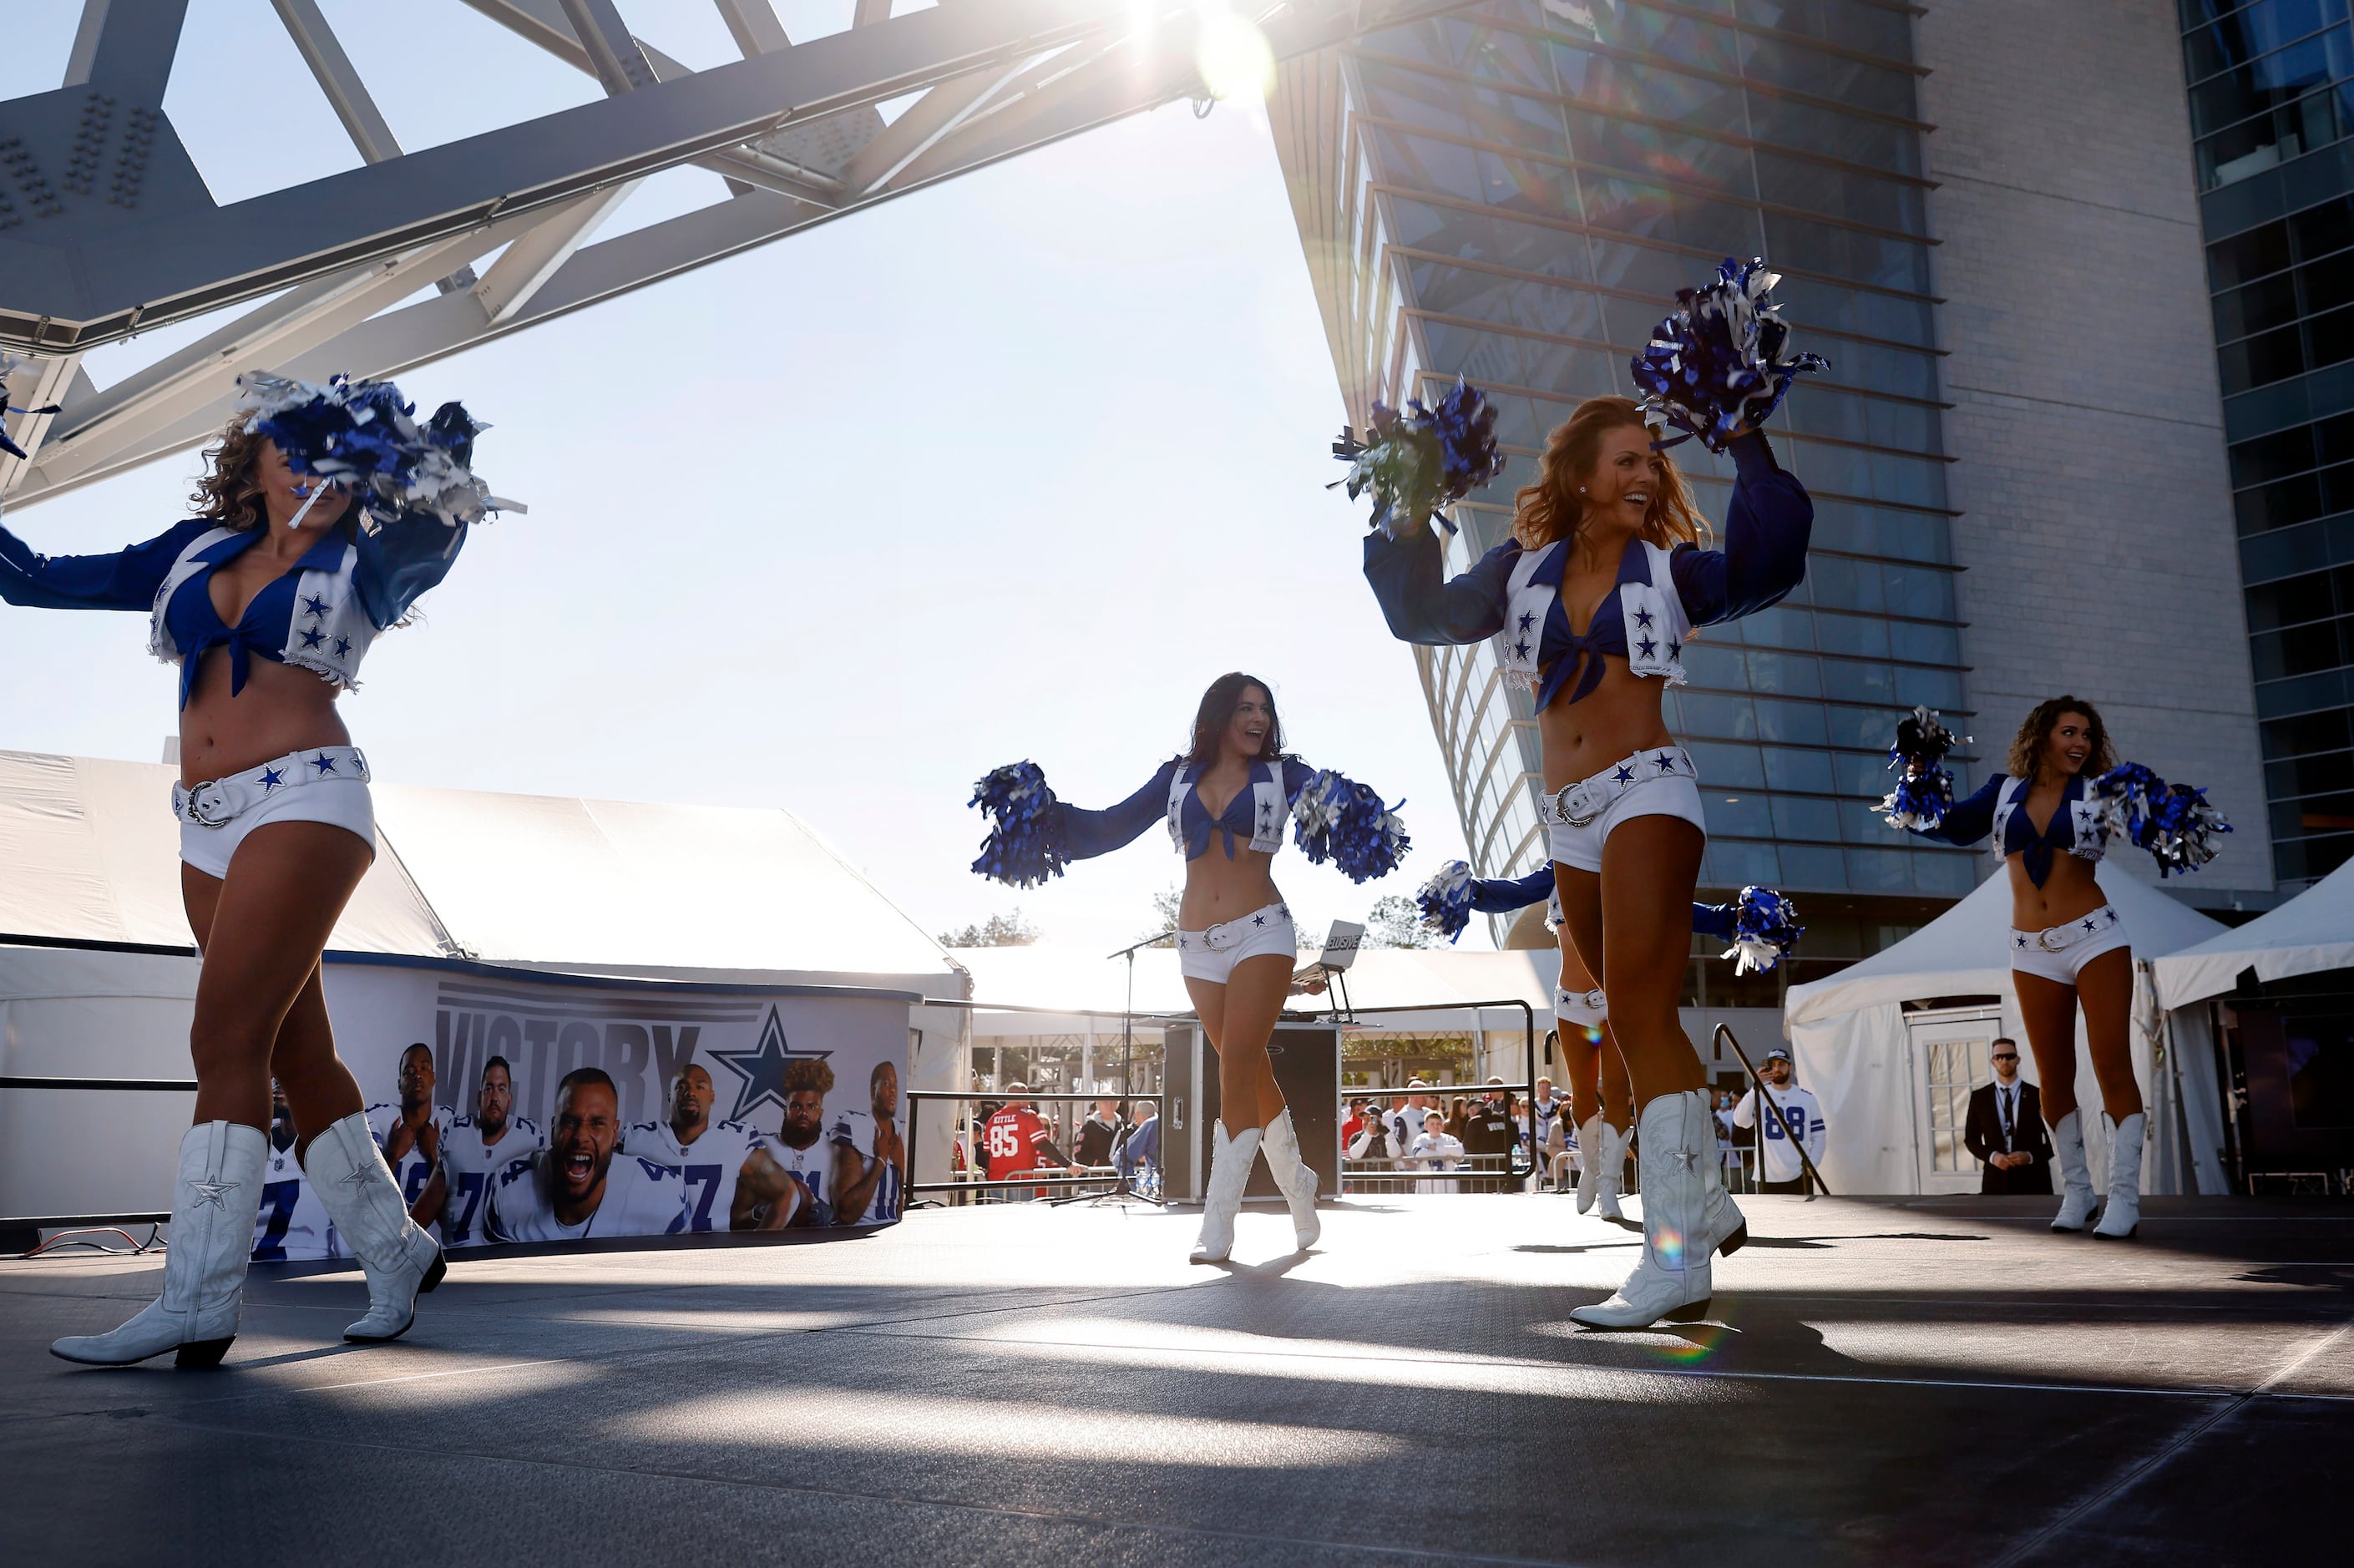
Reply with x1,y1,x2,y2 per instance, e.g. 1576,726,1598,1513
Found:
1541,747,1693,827
1196,903,1289,952
2026,905,2120,953
174,746,370,828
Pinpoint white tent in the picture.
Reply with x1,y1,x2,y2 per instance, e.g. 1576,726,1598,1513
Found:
2152,857,2354,1009
0,750,969,1222
1784,867,2230,1195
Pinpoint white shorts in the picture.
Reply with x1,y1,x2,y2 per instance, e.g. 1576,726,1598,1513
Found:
174,747,377,879
1555,984,1608,1035
1542,747,1708,873
1177,901,1296,984
2010,906,2129,984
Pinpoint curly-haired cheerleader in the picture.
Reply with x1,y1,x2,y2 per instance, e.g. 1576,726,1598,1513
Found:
970,672,1407,1262
1890,697,2228,1238
3,376,501,1366
1364,390,1814,1325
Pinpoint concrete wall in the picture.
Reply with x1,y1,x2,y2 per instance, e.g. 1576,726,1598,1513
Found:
1916,0,2274,903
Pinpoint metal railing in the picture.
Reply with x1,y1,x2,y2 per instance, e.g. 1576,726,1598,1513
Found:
906,1087,1167,1204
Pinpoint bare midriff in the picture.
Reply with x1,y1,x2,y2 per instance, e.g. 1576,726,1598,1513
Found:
1536,655,1675,792
178,649,348,787
2003,827,2109,932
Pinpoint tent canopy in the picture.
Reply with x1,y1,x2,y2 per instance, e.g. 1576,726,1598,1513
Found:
2152,857,2354,1008
0,750,963,997
1786,865,2228,1027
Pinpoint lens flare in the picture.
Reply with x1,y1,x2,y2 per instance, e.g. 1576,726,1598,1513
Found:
1194,3,1274,104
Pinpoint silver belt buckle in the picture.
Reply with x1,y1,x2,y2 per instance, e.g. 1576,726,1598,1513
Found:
2038,926,2071,953
184,781,235,827
1202,923,1238,952
1552,780,1606,827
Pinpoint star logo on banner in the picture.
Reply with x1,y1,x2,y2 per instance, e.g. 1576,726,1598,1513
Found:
707,1005,833,1124
1633,606,1654,629
301,594,329,619
257,766,286,792
188,1178,236,1210
311,752,339,775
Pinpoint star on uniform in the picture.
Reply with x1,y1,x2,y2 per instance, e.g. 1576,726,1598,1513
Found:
311,752,339,775
188,1178,237,1209
1253,914,1267,927
1667,638,1681,659
1513,640,1531,660
1652,751,1678,773
301,594,329,619
1613,766,1636,785
257,766,286,792
333,635,352,657
2083,918,2098,931
1636,635,1658,660
1517,611,1535,631
1633,606,1654,628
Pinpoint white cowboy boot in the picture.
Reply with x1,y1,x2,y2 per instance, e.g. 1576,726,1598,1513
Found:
2050,1110,2099,1232
1573,1114,1603,1213
2093,1112,2145,1241
1593,1120,1632,1224
1189,1120,1262,1263
52,1121,265,1368
1571,1091,1716,1328
1257,1108,1322,1251
302,1112,445,1341
1699,1176,1749,1257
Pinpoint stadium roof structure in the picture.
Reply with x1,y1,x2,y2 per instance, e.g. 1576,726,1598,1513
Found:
0,0,1460,506
0,748,964,996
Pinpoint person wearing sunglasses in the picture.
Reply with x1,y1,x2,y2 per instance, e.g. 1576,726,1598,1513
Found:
1962,1038,2053,1196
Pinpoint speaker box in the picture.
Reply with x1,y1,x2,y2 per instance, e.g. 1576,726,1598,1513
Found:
1162,1019,1342,1202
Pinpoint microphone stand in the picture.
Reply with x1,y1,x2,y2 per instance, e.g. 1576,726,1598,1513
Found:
1049,928,1181,1209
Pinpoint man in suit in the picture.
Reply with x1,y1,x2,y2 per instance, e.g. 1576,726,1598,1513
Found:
1964,1037,2053,1195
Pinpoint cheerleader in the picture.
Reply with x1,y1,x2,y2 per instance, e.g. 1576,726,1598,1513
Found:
4,380,494,1366
1890,698,2227,1239
969,672,1407,1262
1429,866,1802,1227
1365,395,1813,1326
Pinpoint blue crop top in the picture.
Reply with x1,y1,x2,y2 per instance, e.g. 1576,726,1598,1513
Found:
1363,432,1812,711
1065,756,1323,863
1913,771,2105,888
0,508,465,708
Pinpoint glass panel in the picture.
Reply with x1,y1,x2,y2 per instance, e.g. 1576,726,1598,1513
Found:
1689,741,1769,787
1771,793,1845,842
1763,745,1837,792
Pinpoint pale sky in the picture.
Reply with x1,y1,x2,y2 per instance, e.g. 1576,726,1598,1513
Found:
0,1,1482,957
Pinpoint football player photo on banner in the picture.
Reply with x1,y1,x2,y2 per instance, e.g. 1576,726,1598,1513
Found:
247,957,921,1259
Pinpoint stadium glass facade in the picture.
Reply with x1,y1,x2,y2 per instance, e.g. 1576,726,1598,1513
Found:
1273,0,1972,985
2178,0,2354,885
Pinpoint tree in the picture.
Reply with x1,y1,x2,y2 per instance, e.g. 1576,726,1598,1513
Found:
1362,893,1440,949
937,910,1040,948
1141,886,1182,948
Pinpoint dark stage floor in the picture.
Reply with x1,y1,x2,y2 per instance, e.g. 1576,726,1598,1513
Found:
3,1193,2350,1566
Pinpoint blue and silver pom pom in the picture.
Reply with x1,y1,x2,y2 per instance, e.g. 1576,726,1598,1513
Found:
0,355,61,463
1631,258,1829,453
1879,705,1962,832
2095,762,2232,879
1694,886,1805,976
1415,859,1477,942
1331,377,1506,539
1292,768,1410,883
235,372,520,536
969,761,1071,888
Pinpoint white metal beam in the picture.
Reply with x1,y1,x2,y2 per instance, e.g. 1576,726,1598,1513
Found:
468,183,641,325
713,0,792,57
271,0,402,164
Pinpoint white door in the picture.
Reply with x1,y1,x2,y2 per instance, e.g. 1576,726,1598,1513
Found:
1906,1010,2002,1195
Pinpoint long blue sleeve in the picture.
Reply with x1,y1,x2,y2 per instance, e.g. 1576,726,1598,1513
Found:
1470,867,1555,913
352,514,468,630
0,515,210,613
1061,758,1181,862
1668,432,1813,627
1362,524,1516,646
1691,901,1736,943
1917,772,2003,847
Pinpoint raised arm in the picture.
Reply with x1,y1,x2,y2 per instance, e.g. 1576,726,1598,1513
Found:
1668,432,1814,627
1470,866,1556,914
1361,524,1516,646
0,515,210,613
352,513,468,630
1911,772,2002,848
1061,757,1182,862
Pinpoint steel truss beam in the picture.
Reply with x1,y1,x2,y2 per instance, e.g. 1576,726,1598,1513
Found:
2,0,1465,504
